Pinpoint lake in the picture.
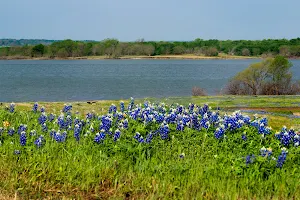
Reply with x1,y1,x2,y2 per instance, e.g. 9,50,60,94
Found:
0,59,299,102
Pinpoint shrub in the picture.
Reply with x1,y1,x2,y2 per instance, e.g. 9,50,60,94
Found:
192,86,207,96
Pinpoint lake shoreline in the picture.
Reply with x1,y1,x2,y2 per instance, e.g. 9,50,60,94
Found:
0,54,262,60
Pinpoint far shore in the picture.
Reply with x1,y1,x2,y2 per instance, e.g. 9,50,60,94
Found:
0,54,263,61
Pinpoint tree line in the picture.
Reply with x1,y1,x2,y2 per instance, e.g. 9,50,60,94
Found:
1,38,300,58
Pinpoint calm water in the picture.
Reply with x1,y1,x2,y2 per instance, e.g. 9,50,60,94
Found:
0,59,299,102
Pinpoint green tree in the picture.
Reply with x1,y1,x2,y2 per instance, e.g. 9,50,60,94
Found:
102,39,120,58
31,44,45,57
226,56,298,95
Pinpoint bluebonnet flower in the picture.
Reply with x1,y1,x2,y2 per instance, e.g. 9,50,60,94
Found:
177,105,183,114
0,127,3,135
62,104,72,113
34,135,44,148
113,129,121,142
99,116,112,132
258,123,271,135
66,115,72,127
176,121,184,131
116,112,124,121
40,106,45,113
57,114,65,129
89,125,95,132
14,150,21,155
214,127,225,139
145,132,154,143
50,129,56,138
48,113,55,122
30,130,36,136
260,147,272,158
94,130,106,144
276,148,288,168
165,112,176,123
199,104,209,116
127,97,135,111
32,102,38,112
134,132,141,140
250,120,259,129
245,154,255,165
159,124,169,140
8,127,15,136
242,133,247,141
281,131,291,146
179,153,185,159
154,112,164,124
109,104,117,114
17,124,27,134
188,103,194,114
259,118,268,126
210,112,219,124
275,131,281,140
120,101,125,112
122,119,128,129
54,131,67,142
74,117,80,125
38,113,47,125
9,103,15,113
293,134,299,147
138,136,145,143
20,131,27,146
42,123,48,132
191,113,200,130
74,124,81,141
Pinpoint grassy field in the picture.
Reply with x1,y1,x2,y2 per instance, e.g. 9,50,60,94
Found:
0,96,299,199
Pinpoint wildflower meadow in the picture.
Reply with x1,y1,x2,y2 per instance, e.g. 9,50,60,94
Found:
0,98,299,199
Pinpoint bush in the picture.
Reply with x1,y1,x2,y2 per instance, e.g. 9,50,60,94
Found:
192,86,207,96
224,56,299,95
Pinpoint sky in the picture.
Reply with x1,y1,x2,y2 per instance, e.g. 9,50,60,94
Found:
1,0,300,41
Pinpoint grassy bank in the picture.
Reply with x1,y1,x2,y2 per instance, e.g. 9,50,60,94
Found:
0,96,299,199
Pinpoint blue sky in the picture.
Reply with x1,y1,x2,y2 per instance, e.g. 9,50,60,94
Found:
1,0,299,41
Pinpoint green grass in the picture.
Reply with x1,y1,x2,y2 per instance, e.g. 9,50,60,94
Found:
0,96,299,199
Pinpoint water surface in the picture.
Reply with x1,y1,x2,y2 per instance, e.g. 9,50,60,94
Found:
0,59,299,102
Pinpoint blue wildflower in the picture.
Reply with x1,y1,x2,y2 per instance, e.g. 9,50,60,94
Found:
94,130,106,144
34,135,44,148
38,113,47,125
74,124,81,141
62,104,72,113
8,127,15,136
242,133,247,141
54,131,67,143
245,154,255,165
260,147,272,158
113,129,121,142
48,113,55,122
9,103,15,113
123,119,128,129
40,106,45,113
176,121,184,131
20,131,27,146
281,131,291,146
30,130,36,136
214,127,225,139
42,123,48,132
276,148,288,168
120,101,125,112
32,102,38,112
14,150,21,155
159,124,169,140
